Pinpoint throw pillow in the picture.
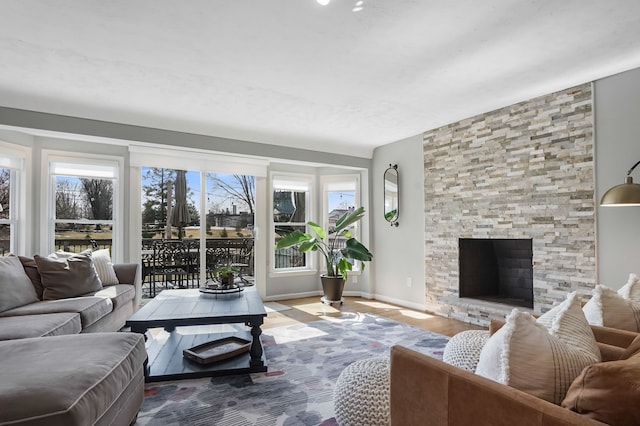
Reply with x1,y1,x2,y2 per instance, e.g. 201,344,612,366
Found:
475,306,600,404
91,249,119,285
18,256,44,300
34,252,103,300
582,285,640,332
49,250,86,259
536,291,601,361
618,273,640,304
0,255,39,313
561,343,640,425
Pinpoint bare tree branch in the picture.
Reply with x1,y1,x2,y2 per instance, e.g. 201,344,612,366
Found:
208,174,255,215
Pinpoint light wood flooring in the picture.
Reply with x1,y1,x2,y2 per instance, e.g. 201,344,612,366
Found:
263,296,485,337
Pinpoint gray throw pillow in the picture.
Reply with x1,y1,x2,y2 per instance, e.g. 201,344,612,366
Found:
18,256,44,299
0,255,39,312
34,252,103,300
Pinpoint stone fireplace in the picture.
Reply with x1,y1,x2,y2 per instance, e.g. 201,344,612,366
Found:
423,83,596,326
459,238,533,309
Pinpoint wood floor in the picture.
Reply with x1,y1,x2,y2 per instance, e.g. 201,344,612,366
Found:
263,296,485,337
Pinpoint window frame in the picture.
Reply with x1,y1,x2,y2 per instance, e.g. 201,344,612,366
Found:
0,141,30,255
41,150,124,260
320,174,362,274
271,172,315,275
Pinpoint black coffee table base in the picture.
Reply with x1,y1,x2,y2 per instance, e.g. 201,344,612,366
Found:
144,327,267,382
125,288,268,382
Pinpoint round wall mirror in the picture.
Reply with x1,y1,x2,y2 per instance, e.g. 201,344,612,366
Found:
384,164,399,227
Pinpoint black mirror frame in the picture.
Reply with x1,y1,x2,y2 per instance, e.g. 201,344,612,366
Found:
384,164,399,227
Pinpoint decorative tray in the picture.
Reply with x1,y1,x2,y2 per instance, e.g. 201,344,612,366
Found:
199,282,244,295
183,337,251,365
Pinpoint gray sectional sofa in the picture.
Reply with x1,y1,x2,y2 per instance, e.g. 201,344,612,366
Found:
0,254,147,426
0,260,142,340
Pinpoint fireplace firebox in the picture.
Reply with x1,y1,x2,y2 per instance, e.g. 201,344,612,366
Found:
459,238,533,309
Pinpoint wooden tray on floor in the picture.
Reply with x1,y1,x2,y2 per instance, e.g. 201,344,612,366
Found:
183,337,251,365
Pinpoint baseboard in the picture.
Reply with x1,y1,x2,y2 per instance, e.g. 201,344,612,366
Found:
372,293,426,312
342,290,373,299
264,291,426,312
263,291,323,302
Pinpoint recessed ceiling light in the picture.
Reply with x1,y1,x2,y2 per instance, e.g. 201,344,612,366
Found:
317,0,331,5
353,6,363,12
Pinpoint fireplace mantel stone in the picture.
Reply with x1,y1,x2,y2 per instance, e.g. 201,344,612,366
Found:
423,83,595,326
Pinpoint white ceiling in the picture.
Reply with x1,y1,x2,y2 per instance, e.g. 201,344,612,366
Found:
1,1,640,158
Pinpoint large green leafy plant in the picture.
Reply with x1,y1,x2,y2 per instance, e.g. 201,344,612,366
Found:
275,207,373,278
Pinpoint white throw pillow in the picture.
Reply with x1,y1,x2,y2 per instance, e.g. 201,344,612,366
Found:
618,273,640,304
536,291,601,361
91,249,120,286
583,285,640,332
476,293,600,404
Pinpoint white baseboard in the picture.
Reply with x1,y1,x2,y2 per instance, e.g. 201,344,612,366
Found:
372,293,426,311
263,290,322,302
264,290,426,313
342,290,373,299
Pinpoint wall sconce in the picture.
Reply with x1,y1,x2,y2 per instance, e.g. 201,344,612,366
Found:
601,160,640,206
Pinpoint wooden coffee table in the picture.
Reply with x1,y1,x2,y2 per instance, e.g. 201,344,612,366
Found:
125,287,267,382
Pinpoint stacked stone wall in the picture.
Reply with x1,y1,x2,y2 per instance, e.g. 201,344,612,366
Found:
423,83,595,325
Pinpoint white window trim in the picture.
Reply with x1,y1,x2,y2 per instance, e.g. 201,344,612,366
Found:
270,171,316,276
41,150,124,261
0,141,31,255
129,145,268,177
320,174,362,275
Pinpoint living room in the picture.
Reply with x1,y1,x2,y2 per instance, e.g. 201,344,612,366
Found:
1,2,640,425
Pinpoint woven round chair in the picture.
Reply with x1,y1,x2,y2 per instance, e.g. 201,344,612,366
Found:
334,357,390,426
442,329,491,372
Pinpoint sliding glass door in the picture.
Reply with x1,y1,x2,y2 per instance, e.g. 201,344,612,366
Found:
140,167,255,297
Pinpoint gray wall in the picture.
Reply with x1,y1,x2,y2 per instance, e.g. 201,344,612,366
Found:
371,134,426,310
594,67,640,289
0,107,370,169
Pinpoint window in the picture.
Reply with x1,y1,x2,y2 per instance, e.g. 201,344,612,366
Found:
45,154,121,257
322,175,361,272
0,144,28,256
272,175,312,271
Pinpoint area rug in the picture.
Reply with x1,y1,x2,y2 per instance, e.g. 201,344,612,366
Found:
135,313,449,426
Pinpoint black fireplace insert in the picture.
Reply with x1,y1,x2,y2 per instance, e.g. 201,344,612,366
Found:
459,238,533,309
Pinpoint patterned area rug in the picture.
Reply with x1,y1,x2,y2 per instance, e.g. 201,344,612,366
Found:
135,313,449,426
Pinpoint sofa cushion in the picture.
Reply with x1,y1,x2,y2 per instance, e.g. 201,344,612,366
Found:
583,284,640,332
35,252,103,300
0,332,146,426
0,313,81,340
617,272,640,304
0,297,113,328
18,256,44,300
620,335,640,360
476,294,600,405
561,338,640,425
0,256,39,313
92,249,120,285
91,284,135,311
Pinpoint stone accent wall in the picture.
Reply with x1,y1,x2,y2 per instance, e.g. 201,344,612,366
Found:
423,83,595,326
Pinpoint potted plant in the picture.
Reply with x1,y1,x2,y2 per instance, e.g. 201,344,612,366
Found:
275,206,373,303
214,264,238,287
